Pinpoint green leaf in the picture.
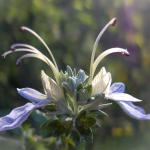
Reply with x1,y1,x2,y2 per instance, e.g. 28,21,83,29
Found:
43,104,57,112
41,119,73,136
76,111,96,129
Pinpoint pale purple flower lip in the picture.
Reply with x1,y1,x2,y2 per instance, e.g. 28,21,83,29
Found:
17,88,48,103
0,88,50,132
118,101,150,120
0,103,35,132
105,82,142,102
109,82,150,120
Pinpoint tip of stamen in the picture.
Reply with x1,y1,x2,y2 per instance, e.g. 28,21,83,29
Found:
16,59,21,66
122,49,130,56
10,46,15,51
20,26,26,32
110,18,117,26
10,44,15,49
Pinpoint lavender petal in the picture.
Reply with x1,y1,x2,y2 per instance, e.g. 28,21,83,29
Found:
106,93,142,102
117,101,150,120
17,88,47,103
110,82,125,93
0,103,35,131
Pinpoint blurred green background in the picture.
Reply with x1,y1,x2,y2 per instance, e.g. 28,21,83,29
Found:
0,0,150,149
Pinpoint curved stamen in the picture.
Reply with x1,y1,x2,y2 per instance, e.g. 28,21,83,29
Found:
90,18,117,78
2,48,36,58
10,44,50,58
2,42,60,83
11,43,39,52
16,53,59,83
92,48,129,78
21,26,58,70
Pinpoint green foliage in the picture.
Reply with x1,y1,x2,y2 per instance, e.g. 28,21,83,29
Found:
41,119,72,136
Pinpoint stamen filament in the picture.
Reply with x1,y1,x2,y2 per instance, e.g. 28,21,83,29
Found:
16,53,60,83
92,48,129,78
21,26,58,70
11,43,39,52
2,48,36,58
90,18,117,78
2,42,60,83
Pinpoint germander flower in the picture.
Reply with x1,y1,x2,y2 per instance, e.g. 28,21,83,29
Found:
1,18,149,134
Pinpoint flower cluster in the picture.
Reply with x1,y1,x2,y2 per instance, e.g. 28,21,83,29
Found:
1,18,150,135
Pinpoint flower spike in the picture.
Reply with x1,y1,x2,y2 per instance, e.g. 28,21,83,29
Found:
1,17,150,136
